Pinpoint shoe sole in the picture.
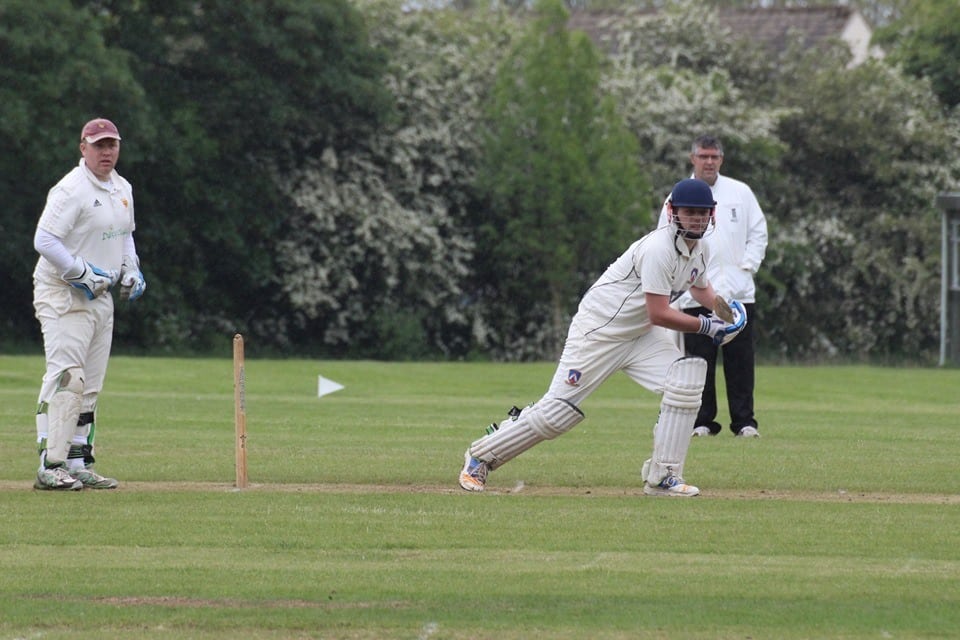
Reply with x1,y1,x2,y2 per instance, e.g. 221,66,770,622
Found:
458,475,485,492
73,469,120,489
33,479,83,491
80,480,119,489
643,484,700,497
74,473,119,489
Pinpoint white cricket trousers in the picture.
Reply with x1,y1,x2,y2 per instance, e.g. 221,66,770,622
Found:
543,321,682,407
33,282,114,411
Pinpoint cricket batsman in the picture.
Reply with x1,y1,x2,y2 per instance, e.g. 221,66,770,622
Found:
459,178,746,496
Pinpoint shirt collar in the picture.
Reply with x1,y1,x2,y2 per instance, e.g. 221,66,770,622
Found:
78,158,116,191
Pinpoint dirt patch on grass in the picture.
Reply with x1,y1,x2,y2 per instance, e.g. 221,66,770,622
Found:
1,480,956,504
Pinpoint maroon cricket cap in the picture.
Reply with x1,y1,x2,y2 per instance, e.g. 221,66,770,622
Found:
80,118,122,143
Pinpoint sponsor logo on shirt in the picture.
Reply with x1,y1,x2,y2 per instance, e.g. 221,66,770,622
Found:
93,199,102,207
565,369,582,386
101,226,131,241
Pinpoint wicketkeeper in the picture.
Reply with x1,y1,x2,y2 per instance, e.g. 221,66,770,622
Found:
459,178,746,496
31,118,146,490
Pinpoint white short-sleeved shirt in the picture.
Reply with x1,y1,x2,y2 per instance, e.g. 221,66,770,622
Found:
572,226,709,341
33,159,135,285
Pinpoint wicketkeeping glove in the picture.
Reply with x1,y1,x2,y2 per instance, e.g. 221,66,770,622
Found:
119,255,146,301
697,299,747,346
63,256,119,300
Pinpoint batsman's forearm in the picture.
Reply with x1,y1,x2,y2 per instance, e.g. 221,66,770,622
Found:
688,284,717,311
649,307,705,334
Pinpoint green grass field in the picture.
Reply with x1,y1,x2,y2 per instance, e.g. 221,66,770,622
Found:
1,354,958,639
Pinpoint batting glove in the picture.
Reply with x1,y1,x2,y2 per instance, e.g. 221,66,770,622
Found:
63,256,119,300
119,255,146,301
697,299,747,346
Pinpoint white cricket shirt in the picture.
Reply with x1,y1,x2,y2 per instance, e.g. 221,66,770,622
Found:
573,226,709,341
33,159,135,285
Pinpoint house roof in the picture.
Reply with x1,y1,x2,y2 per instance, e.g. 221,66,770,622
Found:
566,8,654,54
718,6,859,53
568,6,878,64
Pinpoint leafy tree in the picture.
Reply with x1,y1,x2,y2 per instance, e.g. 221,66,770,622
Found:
600,3,788,221
874,0,960,109
473,0,647,359
75,0,394,351
768,55,960,359
6,0,956,363
581,0,960,361
0,0,147,347
270,1,515,357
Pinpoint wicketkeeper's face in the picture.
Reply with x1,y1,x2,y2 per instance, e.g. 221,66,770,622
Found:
81,138,120,181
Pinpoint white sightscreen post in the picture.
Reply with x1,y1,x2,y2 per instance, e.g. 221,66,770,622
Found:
943,208,948,367
936,193,960,367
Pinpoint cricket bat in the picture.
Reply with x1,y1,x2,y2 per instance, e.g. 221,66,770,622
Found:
714,296,734,323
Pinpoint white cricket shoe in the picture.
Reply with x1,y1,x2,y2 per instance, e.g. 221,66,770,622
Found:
34,465,82,491
692,426,712,437
458,450,489,492
736,426,760,438
72,467,119,489
643,473,700,497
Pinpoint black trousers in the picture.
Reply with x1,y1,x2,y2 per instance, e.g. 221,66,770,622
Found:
682,303,758,435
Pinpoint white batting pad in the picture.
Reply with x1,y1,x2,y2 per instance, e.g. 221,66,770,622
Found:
45,368,84,464
643,357,706,484
470,397,584,470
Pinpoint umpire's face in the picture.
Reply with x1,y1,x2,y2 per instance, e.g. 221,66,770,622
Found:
690,146,723,186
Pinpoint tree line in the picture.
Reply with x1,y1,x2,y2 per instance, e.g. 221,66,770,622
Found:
1,0,958,362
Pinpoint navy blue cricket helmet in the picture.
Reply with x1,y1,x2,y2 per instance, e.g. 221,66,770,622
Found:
669,178,716,208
